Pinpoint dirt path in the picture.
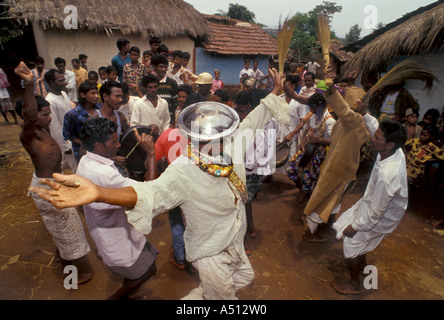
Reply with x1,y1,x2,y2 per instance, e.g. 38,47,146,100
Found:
1,119,444,301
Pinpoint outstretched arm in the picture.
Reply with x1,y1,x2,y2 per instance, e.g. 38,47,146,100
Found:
28,173,138,209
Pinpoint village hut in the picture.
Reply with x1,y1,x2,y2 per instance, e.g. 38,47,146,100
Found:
6,0,209,72
342,1,444,117
195,14,278,85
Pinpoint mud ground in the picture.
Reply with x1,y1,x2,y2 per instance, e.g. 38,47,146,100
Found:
1,119,444,302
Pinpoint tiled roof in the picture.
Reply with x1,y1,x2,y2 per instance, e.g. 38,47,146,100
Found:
202,15,278,56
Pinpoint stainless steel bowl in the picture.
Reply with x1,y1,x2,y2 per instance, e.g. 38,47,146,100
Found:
178,102,240,142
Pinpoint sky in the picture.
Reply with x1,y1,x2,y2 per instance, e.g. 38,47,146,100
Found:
184,0,437,38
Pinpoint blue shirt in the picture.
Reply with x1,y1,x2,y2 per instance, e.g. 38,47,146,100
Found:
63,104,102,161
111,53,131,82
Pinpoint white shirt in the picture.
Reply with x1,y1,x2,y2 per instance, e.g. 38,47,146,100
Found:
125,94,290,262
120,96,140,124
77,152,146,268
380,92,399,114
239,68,255,80
130,96,170,132
334,148,408,239
305,62,321,74
63,70,78,103
45,92,73,153
245,119,278,176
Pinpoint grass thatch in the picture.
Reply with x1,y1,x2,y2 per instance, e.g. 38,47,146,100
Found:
7,0,210,39
343,2,444,75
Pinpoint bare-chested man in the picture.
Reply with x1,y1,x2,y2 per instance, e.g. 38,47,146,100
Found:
15,61,93,284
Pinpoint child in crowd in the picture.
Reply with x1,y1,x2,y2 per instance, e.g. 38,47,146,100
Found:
419,108,440,128
87,71,101,102
142,51,153,74
403,108,422,141
105,65,119,83
0,67,19,124
98,66,107,84
211,69,224,93
405,125,444,198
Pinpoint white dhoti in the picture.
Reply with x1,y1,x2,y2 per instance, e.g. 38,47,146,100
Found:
333,207,385,259
29,173,90,261
182,244,254,300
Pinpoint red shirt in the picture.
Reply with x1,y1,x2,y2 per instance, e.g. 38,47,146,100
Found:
155,128,188,164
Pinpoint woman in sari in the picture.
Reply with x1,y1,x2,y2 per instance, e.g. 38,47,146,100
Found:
284,91,336,202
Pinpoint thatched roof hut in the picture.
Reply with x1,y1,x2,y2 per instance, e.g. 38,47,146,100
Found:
7,0,209,39
5,0,210,73
343,1,444,74
342,1,444,118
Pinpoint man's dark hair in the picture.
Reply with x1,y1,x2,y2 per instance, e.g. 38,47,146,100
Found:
304,72,315,80
54,57,66,66
142,74,160,88
106,65,117,74
98,66,107,73
80,118,118,152
286,74,301,85
15,96,50,119
236,91,251,107
78,81,98,105
422,124,438,139
379,120,407,150
116,38,130,51
172,50,183,58
151,54,169,67
183,93,206,109
35,56,45,64
44,69,60,86
121,82,129,96
157,44,169,54
143,50,153,57
149,36,161,45
181,52,191,60
79,54,88,60
88,71,98,79
129,46,140,55
308,92,326,108
214,89,229,103
71,58,80,64
99,81,122,102
178,84,193,96
424,108,440,123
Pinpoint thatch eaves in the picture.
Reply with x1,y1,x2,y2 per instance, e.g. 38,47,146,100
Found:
202,14,278,56
343,1,444,74
6,0,210,39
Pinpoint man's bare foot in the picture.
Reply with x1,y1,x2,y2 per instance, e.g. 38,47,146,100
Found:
333,282,361,295
303,230,327,243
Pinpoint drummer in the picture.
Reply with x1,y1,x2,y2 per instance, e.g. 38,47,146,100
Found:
88,81,130,169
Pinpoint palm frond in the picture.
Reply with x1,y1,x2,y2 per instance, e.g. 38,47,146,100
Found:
317,14,331,83
363,58,438,102
277,17,297,74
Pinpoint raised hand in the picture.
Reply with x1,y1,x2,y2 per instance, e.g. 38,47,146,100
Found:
14,61,34,86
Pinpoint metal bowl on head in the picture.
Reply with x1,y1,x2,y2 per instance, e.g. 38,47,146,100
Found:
178,101,240,143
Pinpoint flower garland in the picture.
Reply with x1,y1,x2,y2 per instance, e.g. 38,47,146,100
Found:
187,144,248,203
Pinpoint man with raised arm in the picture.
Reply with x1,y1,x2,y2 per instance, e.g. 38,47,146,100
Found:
15,61,93,285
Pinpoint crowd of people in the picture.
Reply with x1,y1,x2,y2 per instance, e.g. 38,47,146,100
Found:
4,33,444,300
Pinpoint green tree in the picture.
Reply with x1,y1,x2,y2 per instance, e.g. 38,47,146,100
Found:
289,13,318,62
215,3,256,23
344,24,362,45
288,2,342,62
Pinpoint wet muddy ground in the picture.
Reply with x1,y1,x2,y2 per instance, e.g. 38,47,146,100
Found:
1,120,443,301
